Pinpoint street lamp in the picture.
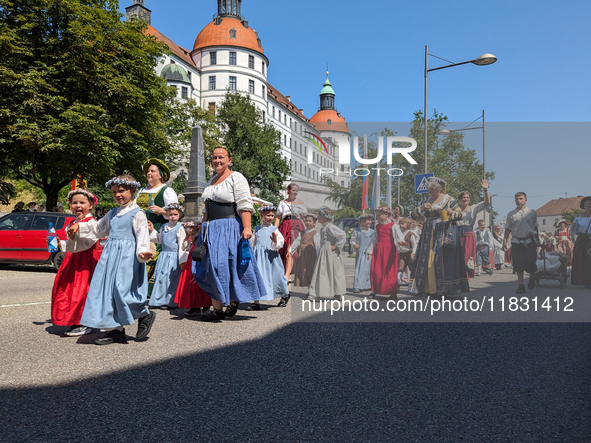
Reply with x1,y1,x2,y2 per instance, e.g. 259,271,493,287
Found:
424,46,497,173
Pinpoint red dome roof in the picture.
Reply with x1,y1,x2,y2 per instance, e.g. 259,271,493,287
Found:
193,17,264,57
310,110,350,134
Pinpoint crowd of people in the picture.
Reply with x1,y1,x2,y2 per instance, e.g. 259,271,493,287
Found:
45,153,590,345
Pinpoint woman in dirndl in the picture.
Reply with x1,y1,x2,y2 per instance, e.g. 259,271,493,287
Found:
136,159,179,294
457,179,490,278
409,177,469,296
275,183,306,280
192,147,266,321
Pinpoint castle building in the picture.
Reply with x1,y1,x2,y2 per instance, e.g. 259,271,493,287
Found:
126,0,350,208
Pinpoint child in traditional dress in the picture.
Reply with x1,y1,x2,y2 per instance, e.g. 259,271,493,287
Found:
393,217,417,287
176,221,212,316
544,231,556,252
147,204,188,310
554,220,573,266
247,205,289,310
351,214,375,294
308,207,346,300
51,189,100,337
476,220,494,276
68,175,156,345
492,225,504,270
370,206,399,299
289,213,320,298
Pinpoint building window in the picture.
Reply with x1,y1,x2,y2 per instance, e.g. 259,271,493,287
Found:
300,124,302,134
248,80,254,94
208,102,215,115
209,76,216,90
304,166,307,177
327,119,332,125
249,55,254,69
299,164,302,174
229,76,237,90
262,62,265,75
272,106,275,118
341,181,345,187
284,115,286,125
262,85,265,99
278,110,281,121
284,134,287,145
303,145,306,156
262,111,265,122
181,87,188,99
543,220,546,225
187,71,191,80
229,28,236,39
229,52,237,65
210,51,217,65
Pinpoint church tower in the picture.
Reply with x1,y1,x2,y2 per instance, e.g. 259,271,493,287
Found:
126,0,151,25
217,0,242,18
319,70,336,111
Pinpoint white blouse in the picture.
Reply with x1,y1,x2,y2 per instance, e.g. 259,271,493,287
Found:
201,172,254,216
149,221,189,265
392,224,418,254
277,201,308,220
77,202,151,263
290,228,321,255
137,184,179,206
458,201,486,227
60,217,98,253
251,223,284,251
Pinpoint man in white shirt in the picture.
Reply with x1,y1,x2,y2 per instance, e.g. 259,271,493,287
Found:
503,192,540,294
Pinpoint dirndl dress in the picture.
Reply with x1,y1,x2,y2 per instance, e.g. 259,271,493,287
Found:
175,244,212,309
80,208,150,329
149,223,183,308
370,222,398,296
353,227,374,291
308,223,346,298
253,225,289,301
51,216,100,326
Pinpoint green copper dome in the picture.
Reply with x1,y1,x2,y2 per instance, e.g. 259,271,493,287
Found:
161,63,191,84
320,72,335,96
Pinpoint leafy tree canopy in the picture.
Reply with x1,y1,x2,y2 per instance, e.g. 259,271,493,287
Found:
0,0,179,207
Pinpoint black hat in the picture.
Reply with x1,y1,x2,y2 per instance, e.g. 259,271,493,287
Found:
580,196,591,209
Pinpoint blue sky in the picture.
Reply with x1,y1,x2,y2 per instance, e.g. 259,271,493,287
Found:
119,0,590,216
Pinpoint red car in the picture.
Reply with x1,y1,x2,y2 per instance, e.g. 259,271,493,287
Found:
0,212,104,269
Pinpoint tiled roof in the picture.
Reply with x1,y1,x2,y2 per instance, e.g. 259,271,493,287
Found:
536,197,585,216
267,84,309,122
193,17,264,57
310,109,350,134
146,26,196,68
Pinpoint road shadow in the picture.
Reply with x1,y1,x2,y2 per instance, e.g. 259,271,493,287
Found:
2,321,591,442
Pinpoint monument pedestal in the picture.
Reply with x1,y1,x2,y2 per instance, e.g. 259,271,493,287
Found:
183,125,208,222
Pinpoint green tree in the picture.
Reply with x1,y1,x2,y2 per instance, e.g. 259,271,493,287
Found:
559,208,583,226
0,0,178,208
216,90,290,203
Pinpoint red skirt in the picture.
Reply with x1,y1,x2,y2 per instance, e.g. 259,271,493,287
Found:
51,246,100,326
278,218,305,270
504,248,512,264
461,231,476,279
371,238,399,296
175,245,212,309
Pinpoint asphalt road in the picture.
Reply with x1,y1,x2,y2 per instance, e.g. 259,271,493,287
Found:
1,260,590,442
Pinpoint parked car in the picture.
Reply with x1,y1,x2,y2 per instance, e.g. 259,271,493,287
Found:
0,212,104,269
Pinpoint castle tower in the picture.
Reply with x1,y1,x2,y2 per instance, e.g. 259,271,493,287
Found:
125,0,151,25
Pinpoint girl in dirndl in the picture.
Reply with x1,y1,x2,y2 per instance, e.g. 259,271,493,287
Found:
290,213,320,290
275,183,306,280
555,220,574,266
51,189,100,337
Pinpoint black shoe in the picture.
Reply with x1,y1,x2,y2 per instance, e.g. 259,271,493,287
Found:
136,311,156,340
486,269,493,275
246,303,261,311
199,308,225,322
277,293,291,307
352,289,361,294
516,284,526,294
224,301,240,318
528,278,536,290
332,295,342,300
159,305,170,310
369,292,376,299
388,294,398,300
96,329,127,345
185,308,201,317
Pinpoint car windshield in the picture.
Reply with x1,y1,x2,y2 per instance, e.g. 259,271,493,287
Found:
0,213,32,230
31,214,65,230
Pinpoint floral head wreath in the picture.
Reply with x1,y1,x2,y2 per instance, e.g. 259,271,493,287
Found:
67,189,98,206
184,221,201,229
394,205,405,216
105,177,141,189
359,213,373,220
302,212,318,220
258,204,277,213
164,203,184,213
557,219,568,226
375,206,393,216
318,206,333,221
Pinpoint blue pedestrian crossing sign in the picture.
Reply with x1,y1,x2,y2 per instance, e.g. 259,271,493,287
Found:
415,173,434,194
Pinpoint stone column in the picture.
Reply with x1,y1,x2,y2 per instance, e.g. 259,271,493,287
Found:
183,125,207,222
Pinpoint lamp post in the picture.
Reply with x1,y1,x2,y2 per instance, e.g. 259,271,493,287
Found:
424,47,497,174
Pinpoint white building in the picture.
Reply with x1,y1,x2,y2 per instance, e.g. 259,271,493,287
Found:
126,0,351,209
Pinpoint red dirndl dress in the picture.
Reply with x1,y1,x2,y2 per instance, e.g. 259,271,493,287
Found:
51,217,100,326
278,216,305,269
371,222,399,296
175,244,212,309
460,229,477,279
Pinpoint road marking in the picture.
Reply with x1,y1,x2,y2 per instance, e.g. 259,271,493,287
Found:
0,301,51,308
